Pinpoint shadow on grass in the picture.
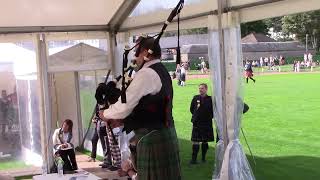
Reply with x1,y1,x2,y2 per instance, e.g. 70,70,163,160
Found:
178,138,320,180
178,138,216,180
250,155,320,180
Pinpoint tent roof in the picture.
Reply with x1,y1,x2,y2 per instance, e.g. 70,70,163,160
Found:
0,0,319,34
48,43,110,72
0,0,124,27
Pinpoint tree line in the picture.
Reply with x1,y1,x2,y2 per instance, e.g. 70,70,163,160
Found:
163,10,320,52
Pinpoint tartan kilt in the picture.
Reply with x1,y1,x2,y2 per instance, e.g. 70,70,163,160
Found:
136,127,181,180
191,126,214,142
245,70,253,78
106,126,121,167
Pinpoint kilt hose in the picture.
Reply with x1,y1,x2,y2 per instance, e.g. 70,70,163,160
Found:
106,126,121,168
135,127,181,180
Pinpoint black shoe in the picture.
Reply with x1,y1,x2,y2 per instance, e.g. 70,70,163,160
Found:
108,166,120,171
101,164,112,169
190,144,200,165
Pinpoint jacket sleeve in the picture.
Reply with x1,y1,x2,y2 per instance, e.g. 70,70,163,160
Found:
52,129,62,153
66,134,75,149
190,96,197,114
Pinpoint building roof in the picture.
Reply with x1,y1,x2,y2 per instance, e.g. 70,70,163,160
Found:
242,41,306,52
179,41,308,54
241,33,276,43
181,44,208,54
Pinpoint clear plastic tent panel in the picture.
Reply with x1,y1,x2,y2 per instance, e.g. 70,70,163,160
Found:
48,39,108,55
47,39,109,72
79,70,111,155
208,21,255,180
0,42,43,169
130,0,207,16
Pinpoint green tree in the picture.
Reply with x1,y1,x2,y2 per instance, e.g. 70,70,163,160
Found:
240,20,269,37
264,17,283,33
282,10,320,51
163,27,207,37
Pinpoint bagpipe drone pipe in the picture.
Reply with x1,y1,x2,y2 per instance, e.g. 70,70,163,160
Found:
120,0,184,103
80,0,185,147
80,67,135,148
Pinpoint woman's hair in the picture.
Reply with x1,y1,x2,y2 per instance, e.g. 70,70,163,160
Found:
62,119,73,133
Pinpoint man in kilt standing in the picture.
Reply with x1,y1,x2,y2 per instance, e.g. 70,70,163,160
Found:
100,36,181,180
189,83,214,164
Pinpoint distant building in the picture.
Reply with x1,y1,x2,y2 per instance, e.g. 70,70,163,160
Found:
160,33,315,62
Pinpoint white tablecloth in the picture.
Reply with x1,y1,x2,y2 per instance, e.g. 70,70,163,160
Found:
33,171,101,180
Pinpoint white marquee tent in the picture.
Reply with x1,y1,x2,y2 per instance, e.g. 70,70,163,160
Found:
0,0,319,179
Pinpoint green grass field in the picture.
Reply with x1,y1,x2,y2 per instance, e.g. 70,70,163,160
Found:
0,159,29,171
173,73,320,180
78,73,320,180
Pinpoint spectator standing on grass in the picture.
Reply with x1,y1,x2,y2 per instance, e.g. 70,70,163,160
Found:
189,83,214,164
297,61,301,72
180,63,186,86
176,64,181,86
264,57,269,66
201,60,207,74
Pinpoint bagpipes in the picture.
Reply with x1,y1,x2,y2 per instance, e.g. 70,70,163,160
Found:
80,0,185,147
120,0,185,103
94,67,136,145
80,70,131,147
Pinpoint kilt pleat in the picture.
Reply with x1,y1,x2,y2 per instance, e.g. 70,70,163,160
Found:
136,128,181,180
191,126,214,142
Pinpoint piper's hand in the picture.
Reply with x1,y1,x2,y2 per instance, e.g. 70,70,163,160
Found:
92,118,97,123
99,110,108,122
60,144,67,149
109,119,124,128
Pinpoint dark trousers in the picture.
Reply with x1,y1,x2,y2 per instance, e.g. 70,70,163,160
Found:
57,149,78,171
91,126,108,159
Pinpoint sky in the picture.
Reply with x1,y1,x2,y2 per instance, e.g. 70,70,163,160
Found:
131,0,204,16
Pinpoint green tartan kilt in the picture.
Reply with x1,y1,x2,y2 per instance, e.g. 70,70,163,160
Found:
136,127,181,180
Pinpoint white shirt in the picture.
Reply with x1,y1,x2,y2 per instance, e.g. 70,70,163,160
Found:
180,67,186,74
103,59,162,119
63,132,69,143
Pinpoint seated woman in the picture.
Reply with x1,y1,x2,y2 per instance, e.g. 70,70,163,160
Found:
52,119,78,171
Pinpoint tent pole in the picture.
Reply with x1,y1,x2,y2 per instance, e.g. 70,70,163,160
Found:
108,32,117,77
217,0,228,154
36,34,53,172
74,71,83,147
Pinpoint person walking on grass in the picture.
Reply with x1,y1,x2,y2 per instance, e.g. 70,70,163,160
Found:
244,61,256,83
